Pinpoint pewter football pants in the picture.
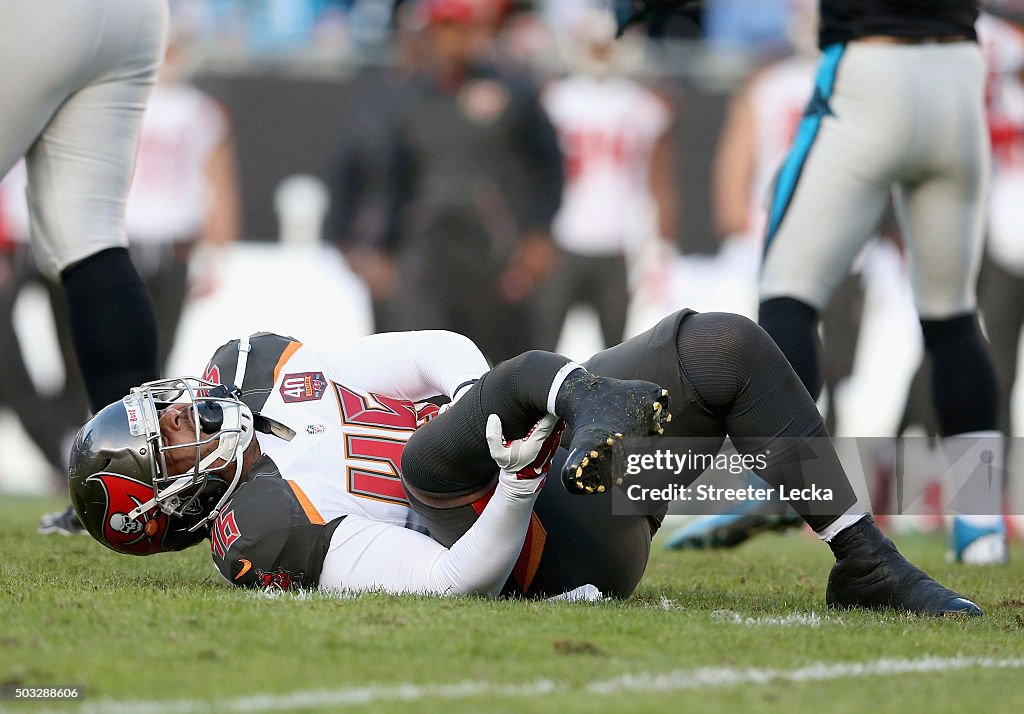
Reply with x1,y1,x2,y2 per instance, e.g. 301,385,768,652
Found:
761,41,989,319
0,0,168,278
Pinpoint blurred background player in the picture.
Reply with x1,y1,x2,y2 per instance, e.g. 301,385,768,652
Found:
872,12,1024,540
751,0,1008,563
708,0,818,319
978,11,1024,463
0,173,83,486
533,8,677,352
368,0,564,364
326,5,423,334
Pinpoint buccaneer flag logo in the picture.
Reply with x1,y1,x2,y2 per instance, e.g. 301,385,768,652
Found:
88,472,168,555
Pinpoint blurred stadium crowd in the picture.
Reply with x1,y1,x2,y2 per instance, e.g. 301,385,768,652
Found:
1,0,1024,521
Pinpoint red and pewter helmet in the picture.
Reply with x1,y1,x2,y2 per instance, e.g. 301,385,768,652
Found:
68,377,254,555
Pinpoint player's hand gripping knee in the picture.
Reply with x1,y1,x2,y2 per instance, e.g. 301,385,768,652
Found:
486,413,565,495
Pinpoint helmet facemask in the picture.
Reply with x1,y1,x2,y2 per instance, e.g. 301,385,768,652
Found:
124,377,254,532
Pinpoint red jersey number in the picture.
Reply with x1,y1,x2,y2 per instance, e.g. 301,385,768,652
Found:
335,384,440,505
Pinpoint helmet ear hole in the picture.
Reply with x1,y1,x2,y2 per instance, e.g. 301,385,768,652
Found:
196,401,224,433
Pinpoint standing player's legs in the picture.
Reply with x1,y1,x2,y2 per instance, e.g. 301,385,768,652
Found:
534,252,629,352
978,256,1024,437
4,0,168,535
592,254,629,349
532,248,583,352
758,43,896,398
25,0,169,413
894,42,1005,563
137,245,192,371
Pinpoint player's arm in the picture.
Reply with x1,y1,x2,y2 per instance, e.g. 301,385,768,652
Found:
211,418,557,597
648,91,680,244
711,84,756,240
315,330,490,403
190,101,242,299
499,82,562,304
319,415,563,596
201,117,242,250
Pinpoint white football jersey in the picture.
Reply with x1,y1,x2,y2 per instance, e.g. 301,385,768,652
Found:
124,82,229,243
542,76,672,255
207,331,489,530
980,15,1024,273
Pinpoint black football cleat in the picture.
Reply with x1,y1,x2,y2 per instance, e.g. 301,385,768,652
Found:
559,377,670,494
826,515,982,617
665,501,804,550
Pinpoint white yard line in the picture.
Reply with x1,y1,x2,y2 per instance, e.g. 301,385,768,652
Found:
61,655,1024,714
710,610,836,627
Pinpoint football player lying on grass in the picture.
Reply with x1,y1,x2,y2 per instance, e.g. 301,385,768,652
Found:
68,309,981,615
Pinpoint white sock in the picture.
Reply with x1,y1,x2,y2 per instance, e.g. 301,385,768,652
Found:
546,362,585,415
942,430,1004,527
817,503,869,542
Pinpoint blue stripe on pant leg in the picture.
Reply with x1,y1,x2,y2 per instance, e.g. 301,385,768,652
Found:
764,43,846,252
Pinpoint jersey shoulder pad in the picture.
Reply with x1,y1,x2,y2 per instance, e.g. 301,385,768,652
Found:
204,333,303,412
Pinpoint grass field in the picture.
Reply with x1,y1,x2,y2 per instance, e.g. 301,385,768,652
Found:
1,497,1022,714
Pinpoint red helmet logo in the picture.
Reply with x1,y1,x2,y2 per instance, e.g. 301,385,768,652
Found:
88,473,168,555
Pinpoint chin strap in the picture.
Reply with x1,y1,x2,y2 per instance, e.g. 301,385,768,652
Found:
233,335,251,389
233,334,295,442
254,415,295,441
189,455,246,532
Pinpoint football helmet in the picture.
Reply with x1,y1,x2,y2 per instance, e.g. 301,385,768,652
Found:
68,377,254,555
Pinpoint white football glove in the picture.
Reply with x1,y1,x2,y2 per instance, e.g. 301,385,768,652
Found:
486,413,565,495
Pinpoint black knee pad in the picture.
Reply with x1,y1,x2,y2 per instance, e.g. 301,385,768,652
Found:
678,311,791,411
920,313,998,436
758,297,821,397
